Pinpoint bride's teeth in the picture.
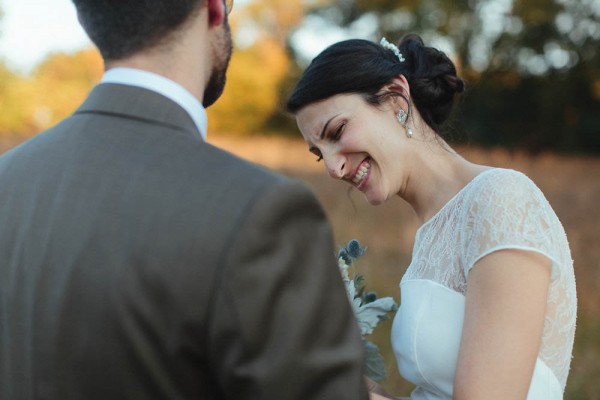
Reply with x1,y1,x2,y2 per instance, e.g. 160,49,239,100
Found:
352,161,370,184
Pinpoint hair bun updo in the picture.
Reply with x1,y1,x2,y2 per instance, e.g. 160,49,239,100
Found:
287,33,465,135
396,34,465,130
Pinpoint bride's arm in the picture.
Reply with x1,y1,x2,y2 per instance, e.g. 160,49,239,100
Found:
453,249,551,399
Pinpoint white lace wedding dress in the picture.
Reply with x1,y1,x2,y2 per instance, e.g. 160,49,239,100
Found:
391,168,576,400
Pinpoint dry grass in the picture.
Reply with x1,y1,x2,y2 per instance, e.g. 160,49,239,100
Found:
2,135,599,398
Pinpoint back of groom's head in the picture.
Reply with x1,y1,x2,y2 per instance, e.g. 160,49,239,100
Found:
72,0,206,61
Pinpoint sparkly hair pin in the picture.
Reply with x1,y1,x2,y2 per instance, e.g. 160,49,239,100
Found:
380,37,405,63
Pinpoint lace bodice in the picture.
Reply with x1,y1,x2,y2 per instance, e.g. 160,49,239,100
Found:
400,168,576,390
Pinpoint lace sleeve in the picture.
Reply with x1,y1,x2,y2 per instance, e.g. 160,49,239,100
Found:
461,169,562,280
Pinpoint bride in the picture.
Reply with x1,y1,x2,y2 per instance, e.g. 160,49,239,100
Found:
287,34,576,399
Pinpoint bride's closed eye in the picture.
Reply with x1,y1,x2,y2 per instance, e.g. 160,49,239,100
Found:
307,120,346,162
330,122,346,141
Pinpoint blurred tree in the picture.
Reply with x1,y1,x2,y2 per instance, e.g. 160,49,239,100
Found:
0,0,32,138
1,0,597,151
0,47,102,140
0,0,299,139
207,36,290,134
206,0,322,135
0,63,36,138
464,0,600,152
31,49,103,130
236,0,310,47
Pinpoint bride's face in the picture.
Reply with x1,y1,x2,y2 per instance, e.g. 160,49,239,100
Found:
296,93,408,205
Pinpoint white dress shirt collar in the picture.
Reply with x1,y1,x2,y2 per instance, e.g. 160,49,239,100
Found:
101,67,208,140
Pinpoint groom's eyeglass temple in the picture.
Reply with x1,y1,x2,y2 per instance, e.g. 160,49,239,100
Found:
225,0,234,14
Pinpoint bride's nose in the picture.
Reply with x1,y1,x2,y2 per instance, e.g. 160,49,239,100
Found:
324,154,346,179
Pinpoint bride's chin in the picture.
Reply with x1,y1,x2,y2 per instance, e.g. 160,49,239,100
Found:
364,191,385,206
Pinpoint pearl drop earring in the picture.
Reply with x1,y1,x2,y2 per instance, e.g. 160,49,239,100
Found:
396,109,413,138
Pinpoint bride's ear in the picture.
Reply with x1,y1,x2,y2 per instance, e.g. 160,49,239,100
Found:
383,75,411,100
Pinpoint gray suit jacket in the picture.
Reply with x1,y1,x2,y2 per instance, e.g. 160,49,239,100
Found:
0,84,368,399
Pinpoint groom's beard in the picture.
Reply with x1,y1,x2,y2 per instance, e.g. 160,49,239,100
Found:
203,14,233,108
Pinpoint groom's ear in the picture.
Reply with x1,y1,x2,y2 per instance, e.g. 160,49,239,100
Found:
206,0,226,27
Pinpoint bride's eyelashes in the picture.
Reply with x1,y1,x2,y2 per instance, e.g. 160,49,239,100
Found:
309,146,323,162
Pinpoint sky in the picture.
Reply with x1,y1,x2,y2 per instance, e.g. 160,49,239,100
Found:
0,0,91,73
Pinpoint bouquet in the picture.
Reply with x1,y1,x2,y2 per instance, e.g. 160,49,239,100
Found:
337,240,397,381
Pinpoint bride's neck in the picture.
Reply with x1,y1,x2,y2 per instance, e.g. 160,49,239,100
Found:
402,143,486,225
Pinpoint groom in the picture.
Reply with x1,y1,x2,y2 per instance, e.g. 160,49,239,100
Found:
0,0,368,399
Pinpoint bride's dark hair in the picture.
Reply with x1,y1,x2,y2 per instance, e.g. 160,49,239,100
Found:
287,34,465,135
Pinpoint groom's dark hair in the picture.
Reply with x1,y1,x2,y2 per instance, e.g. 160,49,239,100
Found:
72,0,206,61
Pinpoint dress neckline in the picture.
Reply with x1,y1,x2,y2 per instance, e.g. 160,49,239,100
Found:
415,168,498,236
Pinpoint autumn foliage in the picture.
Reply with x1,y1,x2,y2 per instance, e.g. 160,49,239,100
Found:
0,35,291,139
0,49,103,138
206,37,290,134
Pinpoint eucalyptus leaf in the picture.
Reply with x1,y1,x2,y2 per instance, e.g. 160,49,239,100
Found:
364,340,387,382
354,297,397,336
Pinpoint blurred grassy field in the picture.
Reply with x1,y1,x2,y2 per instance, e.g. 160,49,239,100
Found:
210,136,600,400
2,135,599,398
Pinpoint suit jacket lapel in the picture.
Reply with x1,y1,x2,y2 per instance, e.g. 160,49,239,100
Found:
74,83,201,139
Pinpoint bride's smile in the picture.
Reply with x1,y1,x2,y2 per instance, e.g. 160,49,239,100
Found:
350,158,371,188
296,93,411,206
